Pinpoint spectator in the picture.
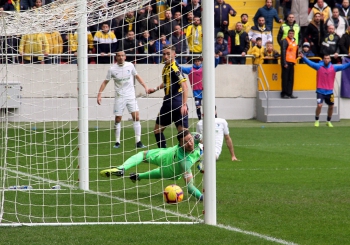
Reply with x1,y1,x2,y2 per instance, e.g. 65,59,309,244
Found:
214,0,236,38
305,12,325,56
119,30,138,63
66,28,94,64
263,41,280,64
308,0,332,23
325,7,348,38
183,0,201,18
299,42,315,64
138,30,155,64
0,35,20,64
186,16,203,55
0,0,32,11
248,16,273,47
32,0,42,9
280,29,298,99
339,0,350,22
291,0,310,43
240,13,252,33
280,0,292,21
253,0,283,32
160,10,176,40
89,4,118,36
248,37,265,64
154,34,170,64
214,32,229,64
116,11,136,40
320,25,340,63
277,14,301,47
151,0,169,22
94,22,118,64
166,0,185,15
19,33,49,64
137,5,159,40
339,25,350,55
183,11,194,31
227,22,250,64
171,25,188,64
44,30,63,64
173,11,184,29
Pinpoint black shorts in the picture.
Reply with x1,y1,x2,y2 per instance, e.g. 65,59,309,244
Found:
316,93,334,106
156,103,189,128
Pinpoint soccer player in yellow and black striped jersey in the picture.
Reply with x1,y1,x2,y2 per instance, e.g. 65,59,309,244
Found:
148,45,189,148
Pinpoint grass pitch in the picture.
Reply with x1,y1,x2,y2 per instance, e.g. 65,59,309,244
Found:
1,119,350,245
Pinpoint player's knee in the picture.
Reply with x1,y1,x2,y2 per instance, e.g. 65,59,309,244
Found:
115,117,122,123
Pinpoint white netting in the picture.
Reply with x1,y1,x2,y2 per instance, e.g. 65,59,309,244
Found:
0,0,151,35
0,0,206,225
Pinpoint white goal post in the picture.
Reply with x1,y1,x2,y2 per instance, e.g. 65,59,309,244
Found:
0,0,216,226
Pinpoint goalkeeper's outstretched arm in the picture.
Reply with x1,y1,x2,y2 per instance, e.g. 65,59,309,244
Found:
184,171,203,200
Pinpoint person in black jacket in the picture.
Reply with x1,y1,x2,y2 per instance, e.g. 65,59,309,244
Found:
320,24,340,63
305,12,324,56
227,22,250,64
339,25,350,56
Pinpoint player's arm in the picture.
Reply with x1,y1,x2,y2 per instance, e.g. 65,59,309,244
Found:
180,80,188,115
183,169,203,200
135,74,149,94
97,79,109,105
224,134,237,161
148,82,164,94
333,61,350,72
179,66,191,75
300,55,321,70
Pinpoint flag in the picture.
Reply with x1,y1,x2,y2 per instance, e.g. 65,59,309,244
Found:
341,57,350,98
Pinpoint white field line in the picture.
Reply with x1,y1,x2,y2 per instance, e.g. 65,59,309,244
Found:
1,167,298,245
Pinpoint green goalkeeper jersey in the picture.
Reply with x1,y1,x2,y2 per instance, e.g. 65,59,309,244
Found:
145,132,202,179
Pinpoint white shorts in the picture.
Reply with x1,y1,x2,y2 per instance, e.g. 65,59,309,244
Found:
113,97,139,116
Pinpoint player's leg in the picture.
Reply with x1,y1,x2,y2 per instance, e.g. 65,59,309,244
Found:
195,98,202,120
114,116,122,148
100,151,147,177
127,99,146,148
154,105,171,148
325,94,335,127
113,97,126,148
173,106,189,132
314,93,324,127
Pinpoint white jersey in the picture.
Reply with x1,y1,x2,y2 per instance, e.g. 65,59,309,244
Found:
106,61,137,98
196,118,230,157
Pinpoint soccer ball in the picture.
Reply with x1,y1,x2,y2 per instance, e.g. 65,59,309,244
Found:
163,184,184,204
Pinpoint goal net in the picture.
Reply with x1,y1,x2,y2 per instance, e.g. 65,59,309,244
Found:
0,0,206,226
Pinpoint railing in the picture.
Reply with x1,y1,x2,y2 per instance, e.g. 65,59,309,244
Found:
257,64,270,116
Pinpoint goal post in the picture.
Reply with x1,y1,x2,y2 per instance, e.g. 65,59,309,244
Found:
0,0,216,226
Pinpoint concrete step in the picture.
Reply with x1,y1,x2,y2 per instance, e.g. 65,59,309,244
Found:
258,91,317,99
262,106,338,115
264,113,340,122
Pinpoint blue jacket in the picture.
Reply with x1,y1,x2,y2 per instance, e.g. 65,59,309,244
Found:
253,6,280,31
179,57,220,75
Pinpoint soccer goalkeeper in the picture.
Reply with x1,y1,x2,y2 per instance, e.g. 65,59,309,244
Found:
100,130,203,200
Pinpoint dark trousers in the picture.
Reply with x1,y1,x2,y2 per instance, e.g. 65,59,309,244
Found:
281,62,295,97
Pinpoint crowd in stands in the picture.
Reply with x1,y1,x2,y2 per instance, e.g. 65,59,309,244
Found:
2,0,350,65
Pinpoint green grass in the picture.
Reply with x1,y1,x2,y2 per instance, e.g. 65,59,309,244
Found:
1,119,350,245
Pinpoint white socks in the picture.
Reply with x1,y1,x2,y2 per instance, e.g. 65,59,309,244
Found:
133,121,141,143
114,122,121,143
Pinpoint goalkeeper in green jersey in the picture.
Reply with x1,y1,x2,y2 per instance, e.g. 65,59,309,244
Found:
100,130,203,200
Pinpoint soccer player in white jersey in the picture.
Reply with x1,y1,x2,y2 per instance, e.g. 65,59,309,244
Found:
97,51,148,148
196,109,237,161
